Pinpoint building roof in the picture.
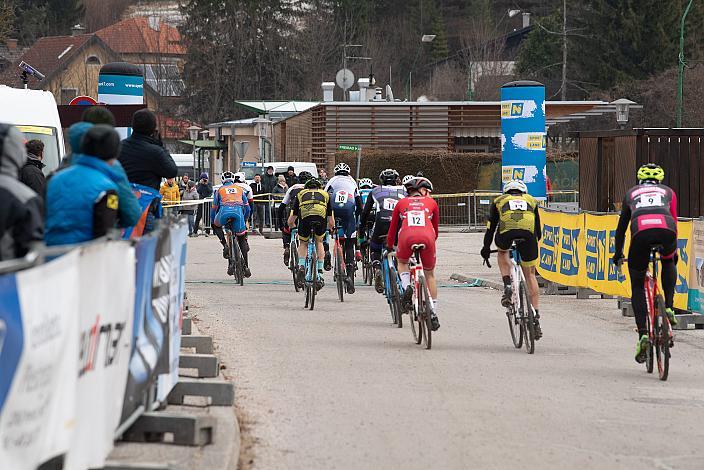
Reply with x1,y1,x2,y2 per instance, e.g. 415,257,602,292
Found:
0,34,109,89
235,101,321,120
96,17,185,56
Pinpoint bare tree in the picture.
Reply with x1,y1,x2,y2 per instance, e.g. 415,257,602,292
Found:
83,0,135,32
457,19,511,100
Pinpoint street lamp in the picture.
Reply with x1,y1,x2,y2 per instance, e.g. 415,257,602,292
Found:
187,125,201,179
421,34,436,43
611,98,635,128
676,0,695,127
408,34,436,101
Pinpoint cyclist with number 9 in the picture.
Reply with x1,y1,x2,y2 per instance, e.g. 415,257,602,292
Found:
387,176,440,330
613,163,678,364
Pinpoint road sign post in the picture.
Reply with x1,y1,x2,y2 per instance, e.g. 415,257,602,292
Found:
338,144,362,180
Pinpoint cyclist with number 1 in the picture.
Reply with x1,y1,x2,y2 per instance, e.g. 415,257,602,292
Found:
387,176,440,331
481,180,542,339
613,164,678,364
326,162,363,293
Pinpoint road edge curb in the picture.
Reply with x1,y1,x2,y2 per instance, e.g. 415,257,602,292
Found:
450,273,503,291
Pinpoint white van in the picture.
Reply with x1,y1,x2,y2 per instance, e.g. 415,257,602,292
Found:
240,161,319,184
0,85,65,174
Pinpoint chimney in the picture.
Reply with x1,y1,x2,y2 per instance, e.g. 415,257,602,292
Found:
71,24,86,36
357,77,370,102
6,38,17,50
373,87,383,101
522,12,531,28
148,16,161,32
322,82,335,102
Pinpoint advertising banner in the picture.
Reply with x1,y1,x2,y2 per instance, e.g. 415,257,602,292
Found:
98,63,144,140
65,242,135,470
500,81,547,200
688,219,704,313
537,209,692,310
0,252,80,470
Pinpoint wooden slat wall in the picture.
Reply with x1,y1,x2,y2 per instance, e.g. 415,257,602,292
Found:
579,137,599,210
613,135,637,208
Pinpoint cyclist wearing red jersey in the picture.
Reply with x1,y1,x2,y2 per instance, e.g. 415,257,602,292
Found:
613,163,678,363
387,176,440,331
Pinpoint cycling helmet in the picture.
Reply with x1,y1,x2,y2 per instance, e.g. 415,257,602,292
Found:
637,163,665,183
221,171,235,183
334,162,351,175
503,179,528,194
379,168,399,185
304,177,322,189
401,174,415,185
234,171,245,182
405,176,433,193
298,171,313,184
359,178,373,189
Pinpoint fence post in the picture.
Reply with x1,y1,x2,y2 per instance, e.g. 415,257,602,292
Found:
466,193,472,231
473,191,478,231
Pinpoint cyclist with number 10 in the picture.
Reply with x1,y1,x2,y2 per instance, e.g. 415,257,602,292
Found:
613,163,679,364
387,176,440,331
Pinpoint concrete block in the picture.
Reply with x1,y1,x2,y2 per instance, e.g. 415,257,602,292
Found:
181,335,214,354
182,316,192,335
167,377,234,406
179,353,219,378
544,282,577,296
672,313,704,330
101,463,173,470
121,412,215,446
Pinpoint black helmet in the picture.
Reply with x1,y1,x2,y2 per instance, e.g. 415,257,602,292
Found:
304,177,322,189
298,171,313,184
379,168,399,185
404,176,433,193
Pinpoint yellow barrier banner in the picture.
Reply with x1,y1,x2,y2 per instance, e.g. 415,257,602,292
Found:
537,209,692,310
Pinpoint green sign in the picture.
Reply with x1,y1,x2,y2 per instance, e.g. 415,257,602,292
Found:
338,144,360,151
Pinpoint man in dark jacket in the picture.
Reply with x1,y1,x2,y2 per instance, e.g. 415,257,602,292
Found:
20,139,46,199
118,109,177,189
0,124,44,261
193,172,213,235
284,165,298,187
261,166,277,227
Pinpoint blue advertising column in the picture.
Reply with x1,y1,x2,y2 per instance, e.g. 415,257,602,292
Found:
98,62,144,139
500,80,546,200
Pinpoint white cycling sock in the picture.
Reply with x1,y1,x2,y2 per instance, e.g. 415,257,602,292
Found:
432,299,438,313
400,272,411,289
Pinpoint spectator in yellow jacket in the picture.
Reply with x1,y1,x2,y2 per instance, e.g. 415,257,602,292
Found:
160,177,180,204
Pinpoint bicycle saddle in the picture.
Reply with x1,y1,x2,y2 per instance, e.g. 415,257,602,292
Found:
411,243,426,250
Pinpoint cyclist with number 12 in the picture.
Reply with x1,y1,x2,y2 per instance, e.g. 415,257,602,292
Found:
613,163,678,364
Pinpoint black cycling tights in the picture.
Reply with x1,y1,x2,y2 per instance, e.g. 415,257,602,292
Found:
629,258,676,336
344,238,355,273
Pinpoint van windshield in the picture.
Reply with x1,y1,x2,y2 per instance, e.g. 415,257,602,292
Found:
16,125,60,175
241,166,264,180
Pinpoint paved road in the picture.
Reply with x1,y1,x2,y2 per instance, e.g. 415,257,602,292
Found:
186,232,704,469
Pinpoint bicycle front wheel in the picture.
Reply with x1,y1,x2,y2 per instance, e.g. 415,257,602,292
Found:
507,303,523,349
290,241,300,293
519,281,534,354
655,295,670,381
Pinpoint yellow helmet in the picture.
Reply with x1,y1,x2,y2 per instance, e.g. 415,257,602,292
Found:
637,163,664,182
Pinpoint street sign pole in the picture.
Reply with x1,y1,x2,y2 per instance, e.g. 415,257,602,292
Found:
337,144,362,181
356,146,362,181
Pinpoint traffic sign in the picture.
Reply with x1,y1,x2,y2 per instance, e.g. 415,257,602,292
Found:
69,95,98,106
338,144,360,151
241,161,257,167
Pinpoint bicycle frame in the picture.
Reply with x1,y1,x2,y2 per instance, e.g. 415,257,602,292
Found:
408,252,430,314
645,250,672,344
509,248,527,312
305,235,317,283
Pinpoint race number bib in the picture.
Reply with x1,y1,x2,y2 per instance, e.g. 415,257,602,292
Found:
226,187,239,194
383,198,398,211
335,191,349,204
636,193,663,208
408,210,426,227
508,199,528,211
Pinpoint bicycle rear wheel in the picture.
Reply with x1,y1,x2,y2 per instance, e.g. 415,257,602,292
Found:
655,295,670,381
645,311,654,374
309,251,317,311
519,280,534,354
419,276,432,350
410,279,422,344
335,244,345,302
390,267,402,329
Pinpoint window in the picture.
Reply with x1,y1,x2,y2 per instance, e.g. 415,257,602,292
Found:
86,55,101,66
60,88,78,104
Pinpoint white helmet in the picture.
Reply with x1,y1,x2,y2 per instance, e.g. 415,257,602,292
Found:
402,174,414,185
358,178,373,189
221,171,235,183
334,162,351,175
503,179,528,194
234,171,246,182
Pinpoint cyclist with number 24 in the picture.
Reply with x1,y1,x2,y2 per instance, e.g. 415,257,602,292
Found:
481,179,542,339
387,176,440,331
613,163,678,364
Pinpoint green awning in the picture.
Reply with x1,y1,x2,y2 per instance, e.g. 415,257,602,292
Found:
179,139,228,149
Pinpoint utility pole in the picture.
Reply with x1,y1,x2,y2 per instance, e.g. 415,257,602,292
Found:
561,0,567,101
676,0,695,127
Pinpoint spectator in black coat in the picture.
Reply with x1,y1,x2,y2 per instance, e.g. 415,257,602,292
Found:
284,165,298,187
0,124,44,261
193,172,213,235
20,139,46,199
118,109,177,190
250,173,267,234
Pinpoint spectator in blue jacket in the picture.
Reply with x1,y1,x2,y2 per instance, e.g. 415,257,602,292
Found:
46,125,138,245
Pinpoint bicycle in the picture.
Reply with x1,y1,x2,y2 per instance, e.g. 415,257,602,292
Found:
302,222,322,310
485,241,537,354
288,227,300,292
361,238,373,286
331,223,348,302
381,246,403,328
619,247,674,381
407,244,433,349
225,222,245,286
